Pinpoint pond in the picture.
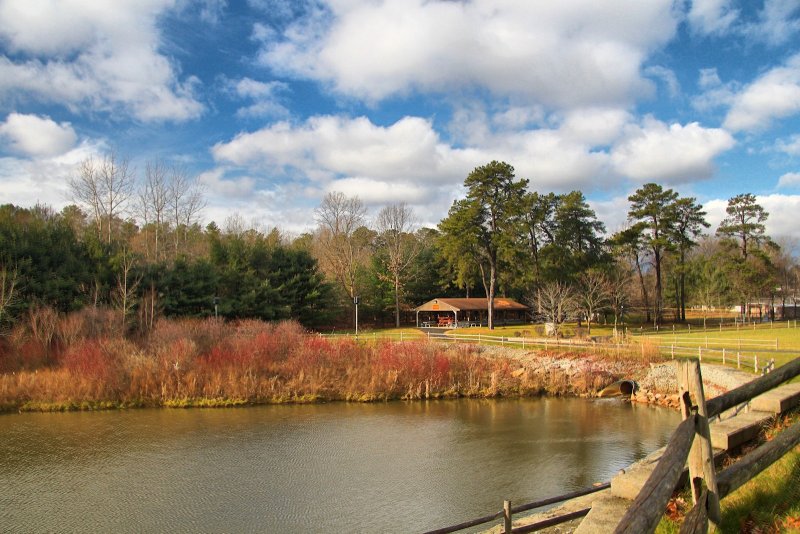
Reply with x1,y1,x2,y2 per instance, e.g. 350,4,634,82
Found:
0,398,679,533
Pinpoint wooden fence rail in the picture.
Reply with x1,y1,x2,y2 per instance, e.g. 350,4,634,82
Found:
422,482,610,534
612,356,800,533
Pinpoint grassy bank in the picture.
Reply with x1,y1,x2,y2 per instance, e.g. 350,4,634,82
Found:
0,316,648,412
657,411,800,533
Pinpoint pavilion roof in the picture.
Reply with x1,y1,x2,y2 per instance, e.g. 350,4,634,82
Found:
414,297,529,312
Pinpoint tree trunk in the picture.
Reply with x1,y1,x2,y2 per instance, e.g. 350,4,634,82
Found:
394,274,401,328
635,255,650,323
654,249,662,325
487,263,496,330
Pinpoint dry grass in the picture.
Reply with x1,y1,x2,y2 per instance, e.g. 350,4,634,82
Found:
0,314,638,411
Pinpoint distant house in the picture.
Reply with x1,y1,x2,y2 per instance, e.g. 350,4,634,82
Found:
413,297,529,328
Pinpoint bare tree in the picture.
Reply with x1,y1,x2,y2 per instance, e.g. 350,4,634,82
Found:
576,270,610,336
112,248,141,330
314,192,369,320
69,157,104,238
375,203,421,327
530,281,577,338
69,151,135,243
0,265,18,327
138,160,169,261
168,166,205,258
606,264,632,338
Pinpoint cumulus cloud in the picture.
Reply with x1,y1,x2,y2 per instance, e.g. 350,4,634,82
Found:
224,77,290,118
324,177,428,205
742,0,800,46
0,113,77,157
210,110,737,214
776,134,800,156
0,142,102,208
704,194,800,239
724,53,800,132
777,172,800,188
197,168,256,198
687,0,739,36
692,68,739,112
256,0,678,108
610,118,735,183
212,115,479,186
0,0,203,122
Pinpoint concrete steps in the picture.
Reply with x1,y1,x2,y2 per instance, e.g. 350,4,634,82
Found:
578,379,800,532
750,382,800,414
709,409,773,450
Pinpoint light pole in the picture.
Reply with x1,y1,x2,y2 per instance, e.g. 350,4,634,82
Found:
354,295,360,337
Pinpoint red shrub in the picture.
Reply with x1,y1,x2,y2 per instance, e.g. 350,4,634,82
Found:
59,340,121,385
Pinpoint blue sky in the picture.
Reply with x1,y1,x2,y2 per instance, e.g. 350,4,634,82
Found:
1,0,800,238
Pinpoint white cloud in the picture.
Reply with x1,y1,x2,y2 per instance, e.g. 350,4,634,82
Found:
325,177,428,205
687,0,739,36
589,196,631,235
777,172,800,188
212,115,479,185
558,108,631,146
0,113,77,157
256,0,678,108
743,0,800,46
0,0,203,122
705,194,800,239
644,65,681,98
776,134,800,156
0,142,102,208
724,53,800,132
611,118,735,183
226,77,290,118
211,111,739,213
751,194,800,238
692,68,739,112
199,0,227,24
197,168,256,198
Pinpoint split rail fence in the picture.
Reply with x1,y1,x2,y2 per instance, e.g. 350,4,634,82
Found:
421,357,800,533
614,356,800,533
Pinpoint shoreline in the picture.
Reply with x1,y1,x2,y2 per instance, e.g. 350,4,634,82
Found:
1,340,756,415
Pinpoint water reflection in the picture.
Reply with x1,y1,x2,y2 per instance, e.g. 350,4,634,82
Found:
0,399,678,533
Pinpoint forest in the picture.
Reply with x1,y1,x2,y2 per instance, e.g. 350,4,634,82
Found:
0,155,796,338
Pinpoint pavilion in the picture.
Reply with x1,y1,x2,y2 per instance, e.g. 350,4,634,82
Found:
413,297,529,328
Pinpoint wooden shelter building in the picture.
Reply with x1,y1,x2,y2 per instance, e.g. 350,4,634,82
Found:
413,297,529,328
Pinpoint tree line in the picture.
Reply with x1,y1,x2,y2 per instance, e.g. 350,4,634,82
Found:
0,155,796,334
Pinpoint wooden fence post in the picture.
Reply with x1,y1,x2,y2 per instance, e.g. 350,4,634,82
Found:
678,359,721,527
504,500,512,533
754,355,758,373
737,352,741,369
722,348,726,365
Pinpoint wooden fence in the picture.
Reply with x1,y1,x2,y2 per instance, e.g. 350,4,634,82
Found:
419,356,800,533
421,482,609,534
614,356,800,533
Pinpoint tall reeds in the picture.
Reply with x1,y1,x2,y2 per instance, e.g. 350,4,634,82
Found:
0,312,638,411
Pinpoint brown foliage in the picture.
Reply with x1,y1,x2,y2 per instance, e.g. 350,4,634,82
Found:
0,318,633,410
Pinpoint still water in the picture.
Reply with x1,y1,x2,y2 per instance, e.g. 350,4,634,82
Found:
0,399,679,533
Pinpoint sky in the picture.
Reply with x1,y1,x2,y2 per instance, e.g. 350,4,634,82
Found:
1,0,800,240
